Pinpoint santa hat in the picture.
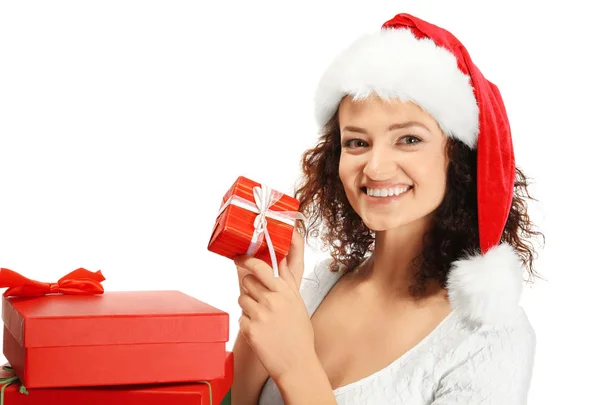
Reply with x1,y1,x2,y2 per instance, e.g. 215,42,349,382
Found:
314,13,523,326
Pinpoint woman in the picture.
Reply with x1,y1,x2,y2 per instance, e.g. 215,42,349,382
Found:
231,13,543,405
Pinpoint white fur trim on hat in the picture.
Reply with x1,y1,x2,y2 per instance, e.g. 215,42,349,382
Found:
446,243,524,326
314,28,480,149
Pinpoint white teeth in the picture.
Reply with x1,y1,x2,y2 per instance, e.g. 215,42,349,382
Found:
366,186,411,197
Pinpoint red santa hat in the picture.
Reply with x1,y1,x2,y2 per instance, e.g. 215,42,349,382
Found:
314,13,523,326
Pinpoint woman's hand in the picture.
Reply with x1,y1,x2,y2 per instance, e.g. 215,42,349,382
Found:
234,229,315,382
235,226,305,292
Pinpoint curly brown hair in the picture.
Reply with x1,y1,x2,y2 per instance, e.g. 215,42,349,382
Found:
294,110,545,299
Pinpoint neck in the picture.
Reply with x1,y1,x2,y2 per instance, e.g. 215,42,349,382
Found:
358,214,441,300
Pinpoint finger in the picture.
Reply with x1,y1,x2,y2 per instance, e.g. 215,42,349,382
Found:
241,274,271,303
239,313,261,348
234,256,280,292
278,258,299,290
239,312,248,327
287,227,305,271
238,293,260,320
238,313,252,339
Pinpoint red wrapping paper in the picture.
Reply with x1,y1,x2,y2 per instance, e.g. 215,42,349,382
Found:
0,352,233,405
207,176,300,266
2,291,229,389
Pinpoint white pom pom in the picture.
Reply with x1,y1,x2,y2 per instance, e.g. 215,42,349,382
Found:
447,243,524,327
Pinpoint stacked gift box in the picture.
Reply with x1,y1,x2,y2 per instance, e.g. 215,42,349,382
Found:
0,175,303,405
0,269,233,405
0,284,233,404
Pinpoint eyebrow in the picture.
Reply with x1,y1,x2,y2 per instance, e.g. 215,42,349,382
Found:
341,121,430,134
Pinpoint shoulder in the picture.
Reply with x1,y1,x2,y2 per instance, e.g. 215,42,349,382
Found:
433,307,536,404
451,307,536,365
298,258,343,315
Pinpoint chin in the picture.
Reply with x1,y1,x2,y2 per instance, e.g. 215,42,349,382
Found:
361,217,410,232
359,206,436,232
365,224,393,232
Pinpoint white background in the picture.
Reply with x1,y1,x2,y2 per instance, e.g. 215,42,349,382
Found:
1,1,598,403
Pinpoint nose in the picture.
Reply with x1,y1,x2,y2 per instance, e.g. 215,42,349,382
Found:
362,144,397,180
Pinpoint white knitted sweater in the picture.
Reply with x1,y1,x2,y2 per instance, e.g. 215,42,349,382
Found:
258,247,536,404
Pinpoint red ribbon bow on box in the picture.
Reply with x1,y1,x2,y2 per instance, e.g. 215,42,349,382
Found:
0,268,105,297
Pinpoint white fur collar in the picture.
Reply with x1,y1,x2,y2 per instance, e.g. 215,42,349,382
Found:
446,243,524,327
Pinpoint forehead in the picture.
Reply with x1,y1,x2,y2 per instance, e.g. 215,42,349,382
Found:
338,95,439,129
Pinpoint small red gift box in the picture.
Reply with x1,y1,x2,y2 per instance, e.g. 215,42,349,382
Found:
2,290,229,389
0,352,233,405
208,176,302,270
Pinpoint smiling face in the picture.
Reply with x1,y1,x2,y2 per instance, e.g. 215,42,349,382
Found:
338,95,450,232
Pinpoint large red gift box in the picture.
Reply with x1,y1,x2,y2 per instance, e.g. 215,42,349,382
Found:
208,176,301,267
2,290,228,389
0,352,233,404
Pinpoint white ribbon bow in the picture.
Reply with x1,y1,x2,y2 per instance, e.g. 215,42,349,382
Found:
216,183,305,277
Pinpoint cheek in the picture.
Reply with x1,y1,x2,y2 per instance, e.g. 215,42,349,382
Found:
338,156,364,208
338,158,349,183
406,152,447,193
338,155,359,184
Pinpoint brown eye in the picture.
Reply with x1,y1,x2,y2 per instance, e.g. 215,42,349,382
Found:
343,139,368,148
398,136,422,145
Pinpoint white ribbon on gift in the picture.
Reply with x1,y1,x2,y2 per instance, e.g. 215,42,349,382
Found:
216,184,306,278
